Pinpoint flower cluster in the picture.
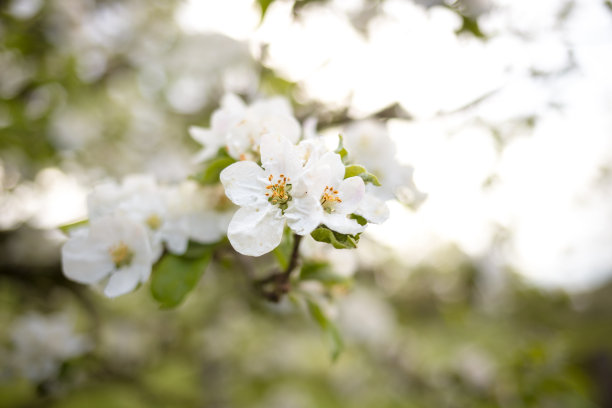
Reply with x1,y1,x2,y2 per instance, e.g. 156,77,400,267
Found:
62,177,233,297
220,132,382,256
60,92,422,300
189,93,300,163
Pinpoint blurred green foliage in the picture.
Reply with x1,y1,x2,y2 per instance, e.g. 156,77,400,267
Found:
1,241,611,407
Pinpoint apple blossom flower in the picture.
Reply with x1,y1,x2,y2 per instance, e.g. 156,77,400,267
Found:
220,133,320,256
62,216,153,297
189,93,300,163
9,312,91,382
300,151,366,235
88,175,188,259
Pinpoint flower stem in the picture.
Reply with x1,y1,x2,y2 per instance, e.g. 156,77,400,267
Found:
256,233,303,302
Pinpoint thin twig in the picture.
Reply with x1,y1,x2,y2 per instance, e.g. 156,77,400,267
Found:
254,234,303,302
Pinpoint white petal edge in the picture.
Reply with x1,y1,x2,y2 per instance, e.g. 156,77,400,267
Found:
62,236,113,284
103,267,143,298
227,206,284,256
335,176,366,215
322,213,365,235
259,133,303,180
220,161,266,207
354,193,390,224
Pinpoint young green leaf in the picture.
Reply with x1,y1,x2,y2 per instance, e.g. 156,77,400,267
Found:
344,164,381,186
349,214,367,226
58,219,89,234
306,298,344,362
334,134,348,163
310,226,359,249
151,247,213,309
257,0,275,23
191,155,236,185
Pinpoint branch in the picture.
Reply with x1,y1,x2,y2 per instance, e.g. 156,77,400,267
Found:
255,234,303,302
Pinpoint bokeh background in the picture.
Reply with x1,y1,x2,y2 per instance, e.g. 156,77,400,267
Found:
1,0,612,407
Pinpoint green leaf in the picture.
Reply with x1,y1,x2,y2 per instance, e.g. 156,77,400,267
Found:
272,227,294,270
256,0,275,23
455,14,486,39
344,164,381,186
343,164,366,179
300,261,350,285
349,214,367,226
306,298,344,362
58,219,89,234
191,155,236,185
310,226,359,249
334,134,348,163
151,248,213,309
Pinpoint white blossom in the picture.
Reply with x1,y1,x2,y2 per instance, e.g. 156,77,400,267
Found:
162,180,234,245
88,175,187,259
343,120,426,208
9,312,91,382
62,216,153,297
189,93,301,162
220,133,320,256
301,151,366,235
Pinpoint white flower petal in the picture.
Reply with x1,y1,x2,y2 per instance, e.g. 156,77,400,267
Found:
62,235,113,284
250,96,293,117
189,126,221,163
299,151,346,198
220,161,266,207
227,206,284,256
335,176,366,214
220,92,246,114
285,196,323,235
260,133,303,179
103,267,143,298
322,212,365,235
354,193,390,224
259,114,301,144
316,152,345,183
161,226,189,254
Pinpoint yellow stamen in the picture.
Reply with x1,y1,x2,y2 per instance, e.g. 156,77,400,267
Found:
146,214,162,230
320,185,342,212
109,241,134,269
265,173,292,209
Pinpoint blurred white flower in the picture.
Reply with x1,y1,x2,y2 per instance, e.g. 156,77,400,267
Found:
88,175,186,259
190,93,301,162
62,216,153,297
220,133,319,256
343,120,426,208
10,312,91,382
162,181,234,245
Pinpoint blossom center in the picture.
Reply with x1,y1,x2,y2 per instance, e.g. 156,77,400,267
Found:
265,174,292,211
109,241,134,268
146,214,162,230
320,185,342,213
